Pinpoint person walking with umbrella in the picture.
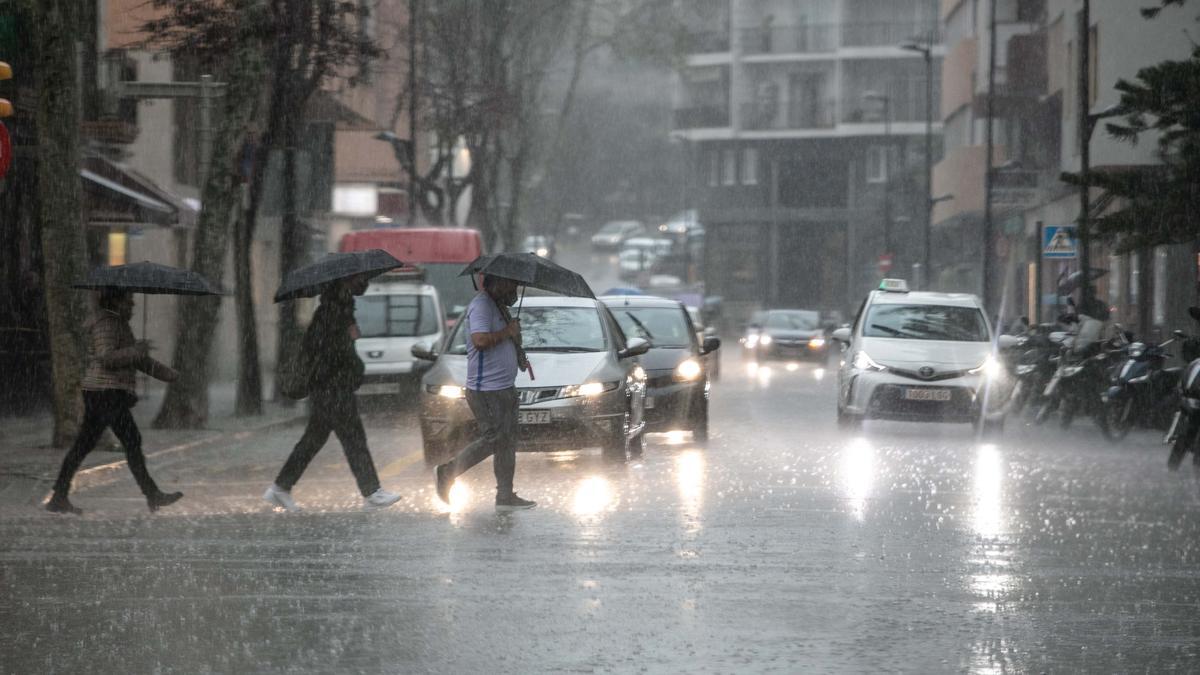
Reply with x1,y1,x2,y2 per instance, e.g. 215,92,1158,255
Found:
263,250,405,512
433,252,593,512
47,262,220,515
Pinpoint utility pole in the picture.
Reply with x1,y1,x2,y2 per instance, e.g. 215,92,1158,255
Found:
1077,0,1092,304
982,0,998,309
408,0,419,226
903,38,935,289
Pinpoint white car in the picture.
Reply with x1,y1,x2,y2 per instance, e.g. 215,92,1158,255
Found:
832,279,1011,432
591,220,645,251
354,274,445,396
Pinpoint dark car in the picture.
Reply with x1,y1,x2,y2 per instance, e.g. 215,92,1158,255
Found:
602,295,720,442
744,309,830,362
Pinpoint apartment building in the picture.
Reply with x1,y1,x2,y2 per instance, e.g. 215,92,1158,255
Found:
937,0,1197,334
674,0,943,321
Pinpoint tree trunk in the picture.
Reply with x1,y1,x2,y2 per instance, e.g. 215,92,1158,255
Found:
233,135,274,416
154,11,267,429
29,0,89,447
274,115,305,406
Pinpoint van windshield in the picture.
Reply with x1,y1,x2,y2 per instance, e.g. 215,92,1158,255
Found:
356,294,439,338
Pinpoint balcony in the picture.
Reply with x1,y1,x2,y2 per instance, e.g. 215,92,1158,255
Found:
841,22,939,49
741,22,940,56
673,106,730,129
684,29,730,54
741,102,836,131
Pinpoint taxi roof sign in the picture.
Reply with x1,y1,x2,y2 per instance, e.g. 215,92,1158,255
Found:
878,278,909,293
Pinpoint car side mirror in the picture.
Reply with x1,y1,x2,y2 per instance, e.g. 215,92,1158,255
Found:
831,327,852,344
411,343,436,361
701,336,721,354
620,337,651,359
997,334,1020,350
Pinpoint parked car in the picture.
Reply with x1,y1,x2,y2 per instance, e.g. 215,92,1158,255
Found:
353,270,445,396
603,295,720,442
617,237,673,280
591,220,645,251
414,296,650,464
521,234,555,259
831,278,1014,432
743,309,830,362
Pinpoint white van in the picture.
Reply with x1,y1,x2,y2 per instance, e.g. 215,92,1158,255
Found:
354,272,445,396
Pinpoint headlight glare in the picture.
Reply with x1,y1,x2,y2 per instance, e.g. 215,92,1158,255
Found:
428,384,464,399
969,355,1004,379
562,381,618,398
852,350,886,372
759,334,773,346
808,337,826,348
675,358,703,381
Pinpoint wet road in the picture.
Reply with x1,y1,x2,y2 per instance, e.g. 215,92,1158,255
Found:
5,348,1200,673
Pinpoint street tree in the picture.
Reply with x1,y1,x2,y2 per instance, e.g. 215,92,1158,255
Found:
139,0,271,428
24,0,89,447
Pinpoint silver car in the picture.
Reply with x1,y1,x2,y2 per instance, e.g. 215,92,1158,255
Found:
413,296,650,464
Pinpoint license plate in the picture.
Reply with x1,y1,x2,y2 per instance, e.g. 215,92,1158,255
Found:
518,410,551,425
904,388,951,402
358,382,401,395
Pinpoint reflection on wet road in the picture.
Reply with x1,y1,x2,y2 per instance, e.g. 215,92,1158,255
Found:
5,351,1200,672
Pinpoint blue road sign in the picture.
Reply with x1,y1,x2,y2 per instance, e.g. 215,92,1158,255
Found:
1043,225,1077,259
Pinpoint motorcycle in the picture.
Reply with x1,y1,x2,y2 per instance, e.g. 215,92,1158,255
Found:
1034,324,1124,430
1165,308,1200,470
1006,323,1067,417
1099,333,1180,441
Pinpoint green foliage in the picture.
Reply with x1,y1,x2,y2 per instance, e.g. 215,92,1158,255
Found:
1085,42,1200,252
1142,0,1189,19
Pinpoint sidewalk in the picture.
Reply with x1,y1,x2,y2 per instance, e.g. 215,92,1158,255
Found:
0,380,305,509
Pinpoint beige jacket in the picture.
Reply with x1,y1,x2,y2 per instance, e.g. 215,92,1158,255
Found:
80,310,174,392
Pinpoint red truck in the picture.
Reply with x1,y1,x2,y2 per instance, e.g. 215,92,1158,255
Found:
339,228,484,322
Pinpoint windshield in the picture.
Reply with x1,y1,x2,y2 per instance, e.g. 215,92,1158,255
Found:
355,294,439,338
863,304,989,342
447,305,607,354
765,311,819,331
609,306,692,348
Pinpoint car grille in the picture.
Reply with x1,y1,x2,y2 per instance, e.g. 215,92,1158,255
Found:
889,367,973,382
518,387,563,405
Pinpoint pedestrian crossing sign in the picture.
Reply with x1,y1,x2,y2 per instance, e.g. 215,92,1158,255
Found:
1043,225,1077,259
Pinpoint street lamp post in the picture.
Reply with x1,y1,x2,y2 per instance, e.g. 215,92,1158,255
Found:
902,39,935,289
864,91,892,261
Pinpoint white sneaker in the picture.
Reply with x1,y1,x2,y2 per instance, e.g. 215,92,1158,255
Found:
363,488,403,511
263,484,301,512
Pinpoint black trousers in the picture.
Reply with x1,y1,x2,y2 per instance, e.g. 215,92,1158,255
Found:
52,389,160,497
446,388,519,497
274,389,381,497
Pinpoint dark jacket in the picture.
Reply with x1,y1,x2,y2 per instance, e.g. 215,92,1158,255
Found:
306,291,365,394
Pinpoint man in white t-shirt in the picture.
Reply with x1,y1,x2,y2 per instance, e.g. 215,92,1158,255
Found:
435,275,536,512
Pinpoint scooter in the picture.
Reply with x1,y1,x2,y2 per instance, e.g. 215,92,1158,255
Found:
1035,325,1123,430
1006,323,1067,417
1165,308,1200,469
1100,333,1180,441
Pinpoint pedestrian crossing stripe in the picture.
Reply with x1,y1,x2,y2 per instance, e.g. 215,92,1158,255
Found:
1043,225,1077,259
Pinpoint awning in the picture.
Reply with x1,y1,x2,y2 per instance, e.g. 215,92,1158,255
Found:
82,154,199,228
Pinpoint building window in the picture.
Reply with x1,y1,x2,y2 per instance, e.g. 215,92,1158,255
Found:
721,148,737,186
866,146,888,183
107,231,127,267
741,147,759,185
708,151,720,187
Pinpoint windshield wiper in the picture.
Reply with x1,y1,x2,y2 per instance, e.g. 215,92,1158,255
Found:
622,313,655,340
524,346,602,353
870,324,909,338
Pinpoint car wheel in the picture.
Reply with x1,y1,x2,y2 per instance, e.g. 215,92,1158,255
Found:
603,409,631,461
691,398,710,444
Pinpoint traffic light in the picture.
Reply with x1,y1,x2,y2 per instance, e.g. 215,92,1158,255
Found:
0,62,10,118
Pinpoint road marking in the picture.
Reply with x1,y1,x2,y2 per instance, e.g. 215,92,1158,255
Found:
379,450,424,478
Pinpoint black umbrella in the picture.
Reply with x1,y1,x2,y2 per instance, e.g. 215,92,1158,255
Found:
1057,267,1108,295
274,249,404,302
459,252,595,299
73,261,222,296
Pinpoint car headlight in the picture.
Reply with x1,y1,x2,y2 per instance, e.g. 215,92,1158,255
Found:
427,384,465,399
632,366,646,381
536,247,549,257
745,334,759,348
675,358,702,381
852,351,886,372
969,355,1003,379
562,381,619,398
808,337,826,349
759,334,773,346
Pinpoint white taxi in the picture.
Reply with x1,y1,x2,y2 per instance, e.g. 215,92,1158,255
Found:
832,279,1011,432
